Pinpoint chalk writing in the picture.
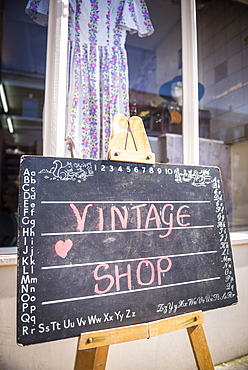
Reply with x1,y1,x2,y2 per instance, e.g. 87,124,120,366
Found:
211,177,236,298
38,159,94,182
17,157,237,346
69,202,191,238
93,256,172,294
174,168,212,187
157,289,236,315
19,167,38,338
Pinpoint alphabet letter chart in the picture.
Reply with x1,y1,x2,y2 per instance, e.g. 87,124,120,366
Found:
17,156,237,345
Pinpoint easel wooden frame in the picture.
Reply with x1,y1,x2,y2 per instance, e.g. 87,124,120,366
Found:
74,115,214,370
74,311,213,370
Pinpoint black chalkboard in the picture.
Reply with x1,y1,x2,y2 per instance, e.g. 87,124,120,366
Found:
17,156,237,345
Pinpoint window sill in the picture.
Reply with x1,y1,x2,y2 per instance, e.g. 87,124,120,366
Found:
1,232,248,267
0,247,17,266
230,231,248,247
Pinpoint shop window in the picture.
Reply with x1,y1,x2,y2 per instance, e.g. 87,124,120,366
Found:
1,0,247,249
126,0,184,162
197,0,248,231
0,0,46,248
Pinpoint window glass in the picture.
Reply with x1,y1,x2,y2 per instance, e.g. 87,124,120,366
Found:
0,0,46,166
0,0,46,248
197,0,248,231
0,0,46,168
0,0,183,247
126,0,182,163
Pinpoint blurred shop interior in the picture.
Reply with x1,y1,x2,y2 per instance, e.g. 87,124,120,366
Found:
0,0,248,232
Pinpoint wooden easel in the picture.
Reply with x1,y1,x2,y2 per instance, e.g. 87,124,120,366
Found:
74,115,214,370
107,114,155,164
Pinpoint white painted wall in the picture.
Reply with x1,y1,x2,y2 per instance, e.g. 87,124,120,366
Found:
231,141,248,231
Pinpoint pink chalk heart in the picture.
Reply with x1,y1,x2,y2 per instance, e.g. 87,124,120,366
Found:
55,239,73,258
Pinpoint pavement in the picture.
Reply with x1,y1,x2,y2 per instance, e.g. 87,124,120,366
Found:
215,355,248,370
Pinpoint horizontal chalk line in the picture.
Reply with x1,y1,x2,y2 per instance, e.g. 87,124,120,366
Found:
42,250,217,270
41,200,211,204
41,276,220,305
41,224,214,237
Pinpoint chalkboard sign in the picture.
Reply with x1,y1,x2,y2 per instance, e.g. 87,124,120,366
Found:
17,156,237,345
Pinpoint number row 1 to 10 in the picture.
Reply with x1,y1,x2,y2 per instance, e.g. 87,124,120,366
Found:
96,164,173,175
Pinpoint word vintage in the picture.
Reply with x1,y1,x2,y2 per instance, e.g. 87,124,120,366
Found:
69,202,191,237
17,157,237,345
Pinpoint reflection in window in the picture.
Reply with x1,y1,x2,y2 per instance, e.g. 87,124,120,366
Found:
0,0,47,248
197,0,248,231
0,0,46,163
126,0,182,162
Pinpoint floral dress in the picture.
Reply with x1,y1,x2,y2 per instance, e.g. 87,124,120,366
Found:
26,0,154,159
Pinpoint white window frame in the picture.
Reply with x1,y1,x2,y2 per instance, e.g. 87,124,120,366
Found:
43,0,69,157
181,0,199,165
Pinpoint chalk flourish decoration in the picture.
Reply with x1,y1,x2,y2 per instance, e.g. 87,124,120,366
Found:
38,160,94,182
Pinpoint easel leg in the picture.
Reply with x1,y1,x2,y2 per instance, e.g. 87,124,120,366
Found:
74,342,109,370
187,324,214,370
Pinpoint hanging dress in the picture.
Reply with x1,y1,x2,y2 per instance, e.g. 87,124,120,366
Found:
26,0,154,159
